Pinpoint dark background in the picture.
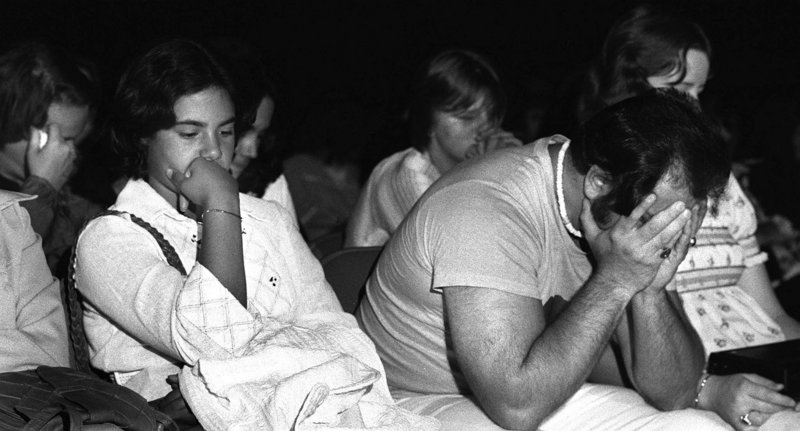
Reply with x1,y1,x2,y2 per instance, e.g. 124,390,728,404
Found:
2,0,799,158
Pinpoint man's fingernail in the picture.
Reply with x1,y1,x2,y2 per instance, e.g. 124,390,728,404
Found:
166,168,173,178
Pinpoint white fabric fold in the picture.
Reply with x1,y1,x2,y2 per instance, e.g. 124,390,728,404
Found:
174,265,439,430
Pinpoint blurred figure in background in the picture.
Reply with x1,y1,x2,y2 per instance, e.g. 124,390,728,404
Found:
505,73,554,144
0,42,101,276
345,49,521,247
285,95,380,245
207,38,297,224
747,92,800,320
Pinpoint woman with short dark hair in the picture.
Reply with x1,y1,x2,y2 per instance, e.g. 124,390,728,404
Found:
75,39,434,430
205,39,295,222
575,5,800,429
577,4,712,123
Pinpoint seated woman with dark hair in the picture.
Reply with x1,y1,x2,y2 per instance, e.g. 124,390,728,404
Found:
345,49,521,247
574,5,800,429
206,38,297,224
74,39,435,430
0,42,101,275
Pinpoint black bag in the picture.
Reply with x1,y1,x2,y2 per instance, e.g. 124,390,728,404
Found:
0,366,177,430
708,338,800,400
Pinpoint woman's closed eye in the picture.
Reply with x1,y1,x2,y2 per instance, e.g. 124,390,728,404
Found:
176,127,200,139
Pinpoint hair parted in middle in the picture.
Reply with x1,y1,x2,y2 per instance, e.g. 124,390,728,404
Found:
576,4,711,125
407,49,507,151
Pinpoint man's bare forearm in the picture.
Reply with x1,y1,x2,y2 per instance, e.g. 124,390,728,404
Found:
452,274,636,430
625,290,705,409
521,277,632,402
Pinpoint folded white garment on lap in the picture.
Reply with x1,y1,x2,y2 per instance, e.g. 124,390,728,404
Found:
172,273,438,430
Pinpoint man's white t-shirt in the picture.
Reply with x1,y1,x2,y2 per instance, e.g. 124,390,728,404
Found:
357,136,592,398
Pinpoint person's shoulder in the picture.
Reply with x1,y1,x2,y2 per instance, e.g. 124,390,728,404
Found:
240,192,294,225
78,211,128,241
0,189,35,211
524,134,569,152
369,147,422,176
0,191,35,243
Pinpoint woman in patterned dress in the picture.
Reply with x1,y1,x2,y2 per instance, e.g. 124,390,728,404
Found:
574,5,800,430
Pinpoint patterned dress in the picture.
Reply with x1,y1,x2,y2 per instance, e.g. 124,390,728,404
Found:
674,174,784,355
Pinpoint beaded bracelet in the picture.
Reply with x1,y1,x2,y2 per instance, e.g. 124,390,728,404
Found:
201,208,241,222
693,372,710,408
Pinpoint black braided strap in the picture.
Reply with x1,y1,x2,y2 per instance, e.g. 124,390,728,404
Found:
65,210,187,375
111,211,187,276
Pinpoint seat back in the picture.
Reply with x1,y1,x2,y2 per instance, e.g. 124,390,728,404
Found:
321,246,383,313
308,231,345,260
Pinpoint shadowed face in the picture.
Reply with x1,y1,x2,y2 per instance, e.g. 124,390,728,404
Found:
230,95,275,179
46,103,92,145
646,48,710,100
428,97,494,172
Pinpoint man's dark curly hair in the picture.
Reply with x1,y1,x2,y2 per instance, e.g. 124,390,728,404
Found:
570,87,730,226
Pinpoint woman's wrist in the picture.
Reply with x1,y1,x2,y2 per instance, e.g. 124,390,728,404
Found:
694,372,713,410
201,193,240,214
201,208,241,222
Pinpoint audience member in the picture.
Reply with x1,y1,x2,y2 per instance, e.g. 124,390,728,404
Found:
0,190,69,372
74,39,433,429
0,42,102,276
746,92,800,328
345,49,521,247
577,5,800,429
745,93,800,282
284,96,377,243
505,73,555,144
68,55,120,209
357,89,732,430
206,38,297,223
749,92,800,228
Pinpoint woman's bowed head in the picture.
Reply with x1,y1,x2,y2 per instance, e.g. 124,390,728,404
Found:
111,39,239,218
110,39,246,307
578,4,712,124
409,49,522,173
0,42,94,191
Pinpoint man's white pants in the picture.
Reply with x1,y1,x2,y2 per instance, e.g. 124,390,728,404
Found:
397,383,731,430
